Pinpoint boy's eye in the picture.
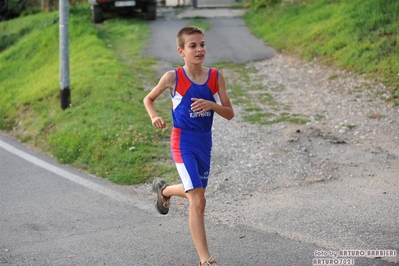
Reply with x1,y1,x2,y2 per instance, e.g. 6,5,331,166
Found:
188,43,204,49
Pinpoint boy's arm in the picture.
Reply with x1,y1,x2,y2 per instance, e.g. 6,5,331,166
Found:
191,71,234,120
214,71,234,120
143,70,176,129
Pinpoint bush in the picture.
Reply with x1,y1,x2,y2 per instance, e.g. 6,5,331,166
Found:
5,0,28,18
0,0,42,20
0,0,86,21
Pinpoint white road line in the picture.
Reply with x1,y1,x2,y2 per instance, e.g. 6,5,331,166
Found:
0,139,133,203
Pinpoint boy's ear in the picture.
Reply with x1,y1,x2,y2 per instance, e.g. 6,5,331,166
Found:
177,46,184,57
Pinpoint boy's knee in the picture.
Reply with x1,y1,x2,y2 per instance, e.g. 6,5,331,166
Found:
197,196,206,208
192,199,206,214
189,193,206,211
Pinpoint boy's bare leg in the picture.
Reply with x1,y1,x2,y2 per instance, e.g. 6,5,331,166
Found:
162,184,211,262
186,187,211,264
162,184,187,198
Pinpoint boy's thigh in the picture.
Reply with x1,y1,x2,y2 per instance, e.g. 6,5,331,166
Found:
175,150,210,191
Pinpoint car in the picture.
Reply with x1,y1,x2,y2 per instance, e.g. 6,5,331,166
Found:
89,0,157,23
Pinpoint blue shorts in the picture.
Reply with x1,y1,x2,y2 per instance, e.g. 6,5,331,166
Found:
170,127,212,192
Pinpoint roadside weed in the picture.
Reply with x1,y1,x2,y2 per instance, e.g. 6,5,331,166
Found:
214,62,309,125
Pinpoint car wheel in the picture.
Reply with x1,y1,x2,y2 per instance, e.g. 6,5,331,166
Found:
146,3,156,20
92,5,103,23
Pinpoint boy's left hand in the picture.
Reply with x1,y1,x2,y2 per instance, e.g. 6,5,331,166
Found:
191,98,215,114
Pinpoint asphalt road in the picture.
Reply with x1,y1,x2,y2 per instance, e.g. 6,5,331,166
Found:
0,133,299,266
144,8,276,66
1,7,397,266
1,133,392,265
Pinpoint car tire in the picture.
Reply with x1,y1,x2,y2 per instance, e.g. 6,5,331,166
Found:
146,3,156,20
92,5,103,23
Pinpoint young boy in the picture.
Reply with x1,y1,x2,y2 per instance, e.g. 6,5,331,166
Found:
143,26,234,266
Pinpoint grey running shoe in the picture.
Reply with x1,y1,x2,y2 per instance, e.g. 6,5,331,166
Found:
152,178,170,215
199,255,219,266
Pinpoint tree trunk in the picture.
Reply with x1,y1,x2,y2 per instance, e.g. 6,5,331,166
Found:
43,0,54,12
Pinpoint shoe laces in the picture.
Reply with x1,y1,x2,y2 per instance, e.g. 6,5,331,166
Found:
200,255,218,266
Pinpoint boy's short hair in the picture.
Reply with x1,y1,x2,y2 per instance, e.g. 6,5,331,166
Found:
176,26,205,49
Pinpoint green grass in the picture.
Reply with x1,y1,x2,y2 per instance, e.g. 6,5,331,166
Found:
346,124,356,130
0,5,176,185
1,0,398,185
186,20,211,31
0,12,58,52
244,0,399,103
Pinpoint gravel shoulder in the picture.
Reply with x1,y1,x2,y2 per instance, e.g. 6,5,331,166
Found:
207,54,399,261
139,53,399,262
141,8,399,263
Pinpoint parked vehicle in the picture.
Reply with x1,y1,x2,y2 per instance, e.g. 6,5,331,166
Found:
89,0,156,23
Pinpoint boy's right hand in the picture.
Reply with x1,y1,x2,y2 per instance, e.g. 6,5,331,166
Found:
151,116,167,130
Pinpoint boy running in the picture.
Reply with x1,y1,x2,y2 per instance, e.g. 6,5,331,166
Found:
143,26,234,266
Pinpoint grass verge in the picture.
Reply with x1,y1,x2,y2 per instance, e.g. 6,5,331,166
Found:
0,5,176,185
2,1,398,185
243,0,399,104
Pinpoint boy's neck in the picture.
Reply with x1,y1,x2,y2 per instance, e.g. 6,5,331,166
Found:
183,64,208,84
183,64,205,77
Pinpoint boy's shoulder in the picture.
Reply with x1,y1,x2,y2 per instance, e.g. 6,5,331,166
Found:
160,70,177,86
163,69,177,77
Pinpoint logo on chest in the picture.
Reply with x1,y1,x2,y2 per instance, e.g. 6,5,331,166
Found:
189,108,212,118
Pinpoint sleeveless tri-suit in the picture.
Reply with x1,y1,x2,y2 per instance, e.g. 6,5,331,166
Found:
170,67,220,192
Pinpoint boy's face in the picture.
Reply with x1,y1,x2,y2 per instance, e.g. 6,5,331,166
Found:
178,33,206,64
